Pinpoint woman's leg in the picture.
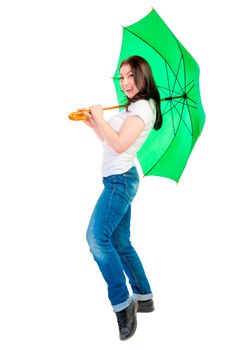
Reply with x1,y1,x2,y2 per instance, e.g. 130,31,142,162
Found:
111,205,153,301
86,175,131,310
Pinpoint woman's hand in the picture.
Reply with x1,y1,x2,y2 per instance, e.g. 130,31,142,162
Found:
89,105,104,124
77,108,96,128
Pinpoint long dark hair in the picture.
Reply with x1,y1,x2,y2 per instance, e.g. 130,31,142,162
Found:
120,56,162,130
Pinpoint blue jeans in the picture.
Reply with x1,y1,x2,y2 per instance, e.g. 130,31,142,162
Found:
86,166,153,312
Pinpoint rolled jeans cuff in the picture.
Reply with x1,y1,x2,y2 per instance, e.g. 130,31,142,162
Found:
132,293,153,302
112,296,132,312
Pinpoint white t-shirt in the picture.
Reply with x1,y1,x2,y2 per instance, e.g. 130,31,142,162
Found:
102,99,156,177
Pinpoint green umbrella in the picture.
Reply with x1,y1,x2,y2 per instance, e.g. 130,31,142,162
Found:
113,9,205,182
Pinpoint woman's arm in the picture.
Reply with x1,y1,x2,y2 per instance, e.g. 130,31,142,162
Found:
90,105,144,153
83,119,104,142
93,124,105,142
81,110,104,142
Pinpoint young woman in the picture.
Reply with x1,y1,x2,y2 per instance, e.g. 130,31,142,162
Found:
81,56,162,341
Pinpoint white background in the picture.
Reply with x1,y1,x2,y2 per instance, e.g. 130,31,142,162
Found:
1,0,234,349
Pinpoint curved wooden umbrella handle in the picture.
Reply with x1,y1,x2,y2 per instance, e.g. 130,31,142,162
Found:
68,111,89,121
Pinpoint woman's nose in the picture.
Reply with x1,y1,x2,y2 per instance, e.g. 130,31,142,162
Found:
123,77,129,85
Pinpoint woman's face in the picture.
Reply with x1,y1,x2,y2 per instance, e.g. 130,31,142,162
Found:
120,64,139,99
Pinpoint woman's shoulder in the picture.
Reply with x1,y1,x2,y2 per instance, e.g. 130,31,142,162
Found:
128,99,155,114
127,99,156,126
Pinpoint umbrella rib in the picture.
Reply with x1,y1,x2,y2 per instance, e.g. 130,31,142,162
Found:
172,99,193,135
164,61,176,134
169,97,190,136
171,55,184,97
165,59,172,96
184,83,197,106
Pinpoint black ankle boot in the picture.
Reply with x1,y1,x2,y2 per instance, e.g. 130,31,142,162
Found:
137,299,155,313
115,298,137,341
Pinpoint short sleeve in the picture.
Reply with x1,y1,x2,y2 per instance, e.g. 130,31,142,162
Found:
127,100,155,128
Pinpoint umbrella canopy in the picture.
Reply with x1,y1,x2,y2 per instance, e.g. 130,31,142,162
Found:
113,9,205,182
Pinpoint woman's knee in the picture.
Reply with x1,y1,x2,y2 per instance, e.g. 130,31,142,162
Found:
86,224,109,257
86,224,95,250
